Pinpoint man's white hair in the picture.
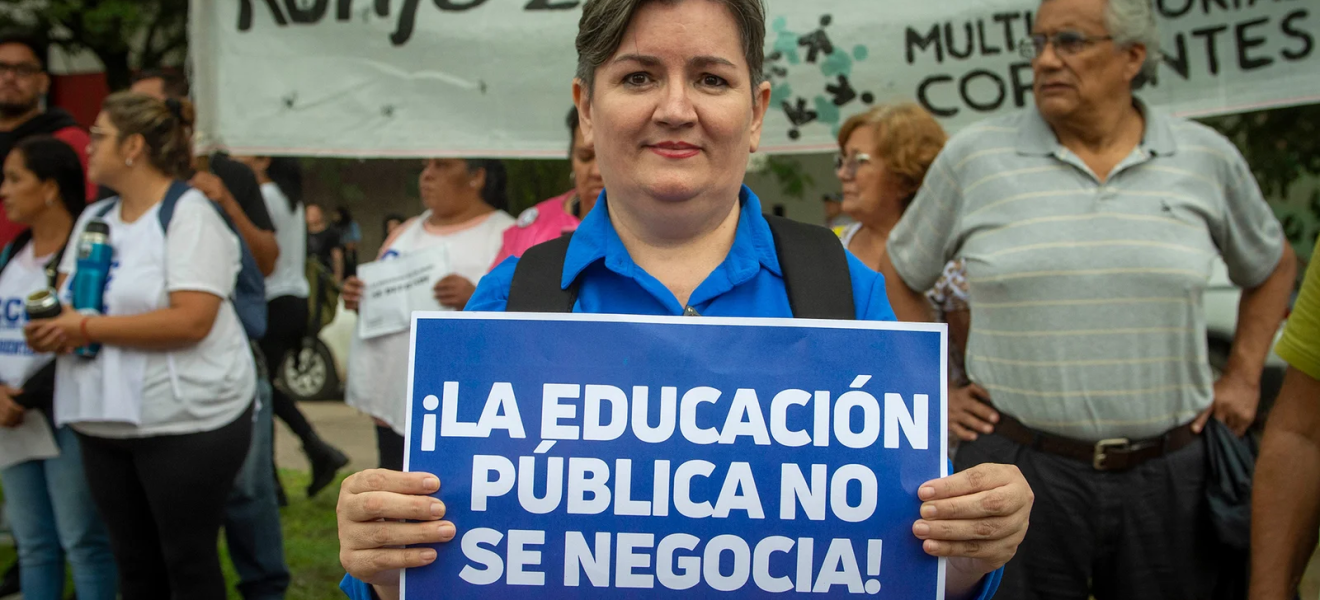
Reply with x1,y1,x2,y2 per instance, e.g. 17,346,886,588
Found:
1105,0,1162,87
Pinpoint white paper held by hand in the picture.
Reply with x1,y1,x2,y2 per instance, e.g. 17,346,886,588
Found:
356,244,450,339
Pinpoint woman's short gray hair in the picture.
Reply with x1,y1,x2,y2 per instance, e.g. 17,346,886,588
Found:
575,0,767,97
1104,0,1162,88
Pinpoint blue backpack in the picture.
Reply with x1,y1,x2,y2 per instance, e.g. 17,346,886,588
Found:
97,181,268,340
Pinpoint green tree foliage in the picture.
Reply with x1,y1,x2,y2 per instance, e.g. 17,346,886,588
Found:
1201,102,1320,261
0,0,187,89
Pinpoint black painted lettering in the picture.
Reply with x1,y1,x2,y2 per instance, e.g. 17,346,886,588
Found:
433,0,489,9
917,75,958,117
1282,10,1314,61
993,12,1023,52
1009,61,1033,107
525,0,579,8
1201,0,1228,14
977,20,1002,56
1157,0,1194,18
1191,24,1229,75
960,69,1007,112
284,0,329,23
1234,17,1273,70
906,24,943,64
391,0,422,45
376,0,390,15
239,0,289,30
1161,33,1190,80
945,22,975,60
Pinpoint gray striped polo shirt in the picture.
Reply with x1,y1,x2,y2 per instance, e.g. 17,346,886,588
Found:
887,102,1285,441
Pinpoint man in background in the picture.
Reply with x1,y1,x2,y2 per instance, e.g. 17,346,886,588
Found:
0,32,94,246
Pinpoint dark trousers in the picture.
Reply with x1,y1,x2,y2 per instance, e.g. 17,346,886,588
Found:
377,425,404,472
260,296,316,444
955,429,1219,598
79,404,253,600
223,378,289,600
955,430,1222,600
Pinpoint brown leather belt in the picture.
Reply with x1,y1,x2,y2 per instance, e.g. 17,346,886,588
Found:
994,412,1199,471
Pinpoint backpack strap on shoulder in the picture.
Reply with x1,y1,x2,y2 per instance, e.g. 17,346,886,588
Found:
506,234,579,313
95,199,118,219
156,180,194,232
764,215,856,320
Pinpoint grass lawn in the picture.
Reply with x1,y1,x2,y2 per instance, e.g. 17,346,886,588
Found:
0,469,349,600
223,469,348,600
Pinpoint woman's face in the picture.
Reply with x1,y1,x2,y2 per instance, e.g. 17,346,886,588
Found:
836,125,909,223
86,112,131,187
306,204,324,228
575,0,770,227
0,150,58,225
570,128,604,212
419,159,482,217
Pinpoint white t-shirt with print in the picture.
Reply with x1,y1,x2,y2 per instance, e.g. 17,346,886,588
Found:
0,244,61,468
55,190,256,438
347,210,514,433
260,182,310,300
0,243,56,388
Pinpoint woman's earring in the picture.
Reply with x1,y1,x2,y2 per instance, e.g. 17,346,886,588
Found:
44,196,55,207
125,157,134,167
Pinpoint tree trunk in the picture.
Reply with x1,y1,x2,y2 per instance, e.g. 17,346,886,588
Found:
98,50,133,92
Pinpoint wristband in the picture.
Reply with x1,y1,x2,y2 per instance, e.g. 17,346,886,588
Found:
80,316,92,344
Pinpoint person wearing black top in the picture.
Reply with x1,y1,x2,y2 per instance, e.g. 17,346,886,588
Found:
306,203,343,283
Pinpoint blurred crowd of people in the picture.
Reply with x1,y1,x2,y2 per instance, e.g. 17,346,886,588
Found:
0,0,1315,598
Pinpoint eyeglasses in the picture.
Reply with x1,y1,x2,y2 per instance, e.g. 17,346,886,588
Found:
88,126,112,147
834,152,872,177
1021,31,1115,59
0,62,41,77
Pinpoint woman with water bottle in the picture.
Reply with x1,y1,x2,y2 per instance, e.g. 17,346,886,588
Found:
24,92,256,600
0,136,117,600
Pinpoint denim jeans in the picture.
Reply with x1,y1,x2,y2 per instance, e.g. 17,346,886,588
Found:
0,425,118,600
223,377,290,600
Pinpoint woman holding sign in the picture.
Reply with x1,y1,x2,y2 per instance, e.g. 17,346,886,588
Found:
342,158,514,471
335,0,1032,598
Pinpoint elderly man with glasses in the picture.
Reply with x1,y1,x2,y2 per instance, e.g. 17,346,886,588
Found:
878,0,1296,597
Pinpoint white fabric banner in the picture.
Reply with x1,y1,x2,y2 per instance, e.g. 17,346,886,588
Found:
190,0,1319,157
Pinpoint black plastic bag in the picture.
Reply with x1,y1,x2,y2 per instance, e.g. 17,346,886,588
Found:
1204,418,1257,551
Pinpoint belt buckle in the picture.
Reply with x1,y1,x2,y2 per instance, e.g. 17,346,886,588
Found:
1093,438,1131,471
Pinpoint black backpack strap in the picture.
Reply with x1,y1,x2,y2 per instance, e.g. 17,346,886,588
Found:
764,215,856,320
45,241,66,289
506,234,579,312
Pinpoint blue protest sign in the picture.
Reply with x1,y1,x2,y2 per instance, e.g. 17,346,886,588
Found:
403,313,948,599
